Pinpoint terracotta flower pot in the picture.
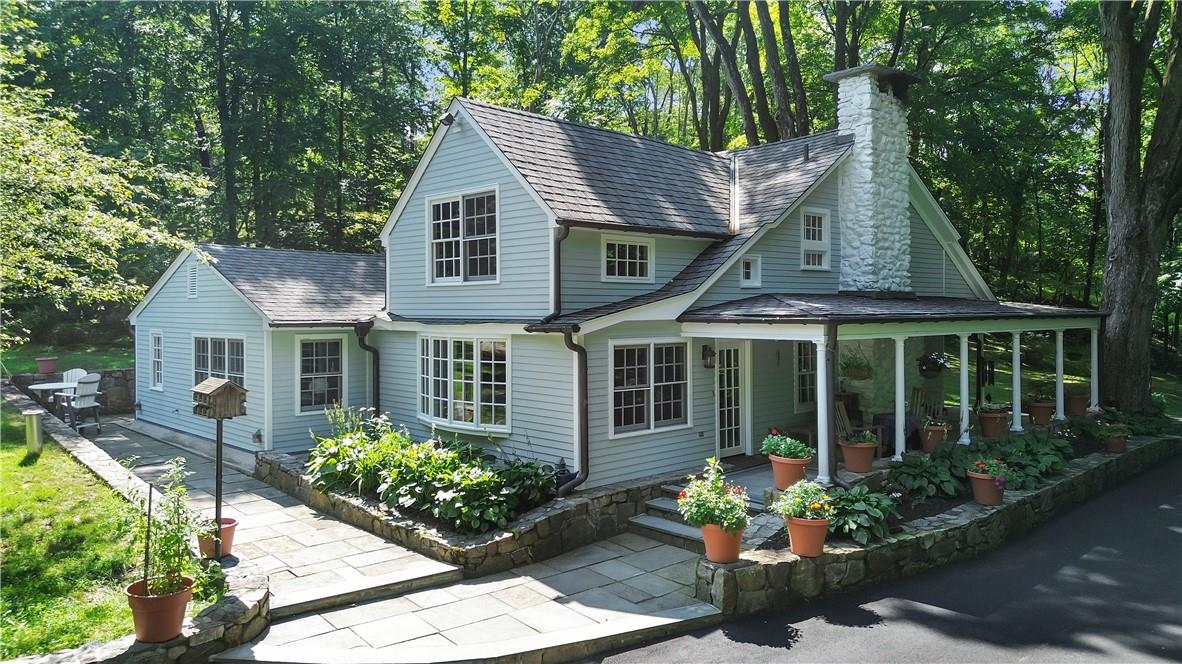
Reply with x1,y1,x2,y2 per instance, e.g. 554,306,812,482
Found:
125,576,194,643
700,524,743,563
920,426,947,452
197,517,238,559
1103,435,1127,454
768,455,812,490
977,412,1009,439
34,356,58,374
786,517,830,557
967,471,1004,506
1065,393,1090,416
1028,401,1055,426
838,442,876,473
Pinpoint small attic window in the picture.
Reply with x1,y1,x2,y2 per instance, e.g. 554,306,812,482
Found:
740,256,762,288
187,265,198,298
801,208,831,271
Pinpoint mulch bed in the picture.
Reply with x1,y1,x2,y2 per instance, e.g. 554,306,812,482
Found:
755,494,970,552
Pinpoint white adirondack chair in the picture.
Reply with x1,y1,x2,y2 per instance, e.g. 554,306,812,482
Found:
56,373,102,433
62,368,88,385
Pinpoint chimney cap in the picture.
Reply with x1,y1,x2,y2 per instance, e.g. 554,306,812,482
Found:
822,63,921,86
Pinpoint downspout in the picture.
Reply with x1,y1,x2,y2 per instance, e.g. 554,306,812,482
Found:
541,224,571,323
354,320,380,413
825,321,853,489
557,325,589,496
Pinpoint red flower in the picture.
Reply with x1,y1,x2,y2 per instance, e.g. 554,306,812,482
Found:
770,427,780,436
677,490,687,500
731,486,745,494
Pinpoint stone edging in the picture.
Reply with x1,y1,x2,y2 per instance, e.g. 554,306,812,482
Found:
1,386,271,664
255,451,691,577
695,434,1181,616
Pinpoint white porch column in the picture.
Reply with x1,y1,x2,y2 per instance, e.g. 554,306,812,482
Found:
958,334,971,444
1054,330,1066,420
894,336,906,461
815,340,831,485
1089,327,1100,410
1011,331,1024,432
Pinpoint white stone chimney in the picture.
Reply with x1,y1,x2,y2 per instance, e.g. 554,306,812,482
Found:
823,64,919,294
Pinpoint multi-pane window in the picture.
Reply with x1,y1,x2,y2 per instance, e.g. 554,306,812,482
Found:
612,341,689,435
194,336,244,387
300,339,342,412
796,342,817,409
603,238,652,281
740,256,762,287
430,192,497,283
801,209,830,270
150,332,164,389
418,336,508,430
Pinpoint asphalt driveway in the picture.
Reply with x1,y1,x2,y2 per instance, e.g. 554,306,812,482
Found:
597,453,1182,663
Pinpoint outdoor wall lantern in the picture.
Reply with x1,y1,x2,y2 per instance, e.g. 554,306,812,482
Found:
701,345,716,369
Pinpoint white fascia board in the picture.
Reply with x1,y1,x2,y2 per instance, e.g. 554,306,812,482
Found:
836,316,1101,340
908,165,996,301
128,249,190,324
372,318,529,336
380,100,459,246
680,322,828,342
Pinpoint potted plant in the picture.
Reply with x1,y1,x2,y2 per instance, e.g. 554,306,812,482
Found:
34,356,58,374
676,458,749,563
125,459,202,642
771,480,833,557
1065,386,1090,416
920,415,948,452
840,347,873,380
1098,422,1130,454
197,516,239,560
916,352,950,379
1027,385,1056,426
977,401,1010,439
761,428,813,490
839,430,879,473
966,458,1009,506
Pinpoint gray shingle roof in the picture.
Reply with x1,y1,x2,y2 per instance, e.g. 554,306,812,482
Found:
678,293,1101,324
200,244,384,325
459,99,732,237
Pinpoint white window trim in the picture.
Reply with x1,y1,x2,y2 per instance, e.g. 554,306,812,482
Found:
800,206,832,271
423,184,502,287
601,234,655,284
607,337,693,440
294,334,349,417
415,334,512,436
187,264,199,298
739,255,762,288
794,341,817,413
190,332,247,389
149,330,164,391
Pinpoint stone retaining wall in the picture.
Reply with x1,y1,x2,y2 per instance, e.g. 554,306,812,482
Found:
1,386,271,664
255,451,689,577
696,434,1181,616
12,367,136,414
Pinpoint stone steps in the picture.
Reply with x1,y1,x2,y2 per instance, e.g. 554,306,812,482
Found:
626,514,705,553
271,560,462,619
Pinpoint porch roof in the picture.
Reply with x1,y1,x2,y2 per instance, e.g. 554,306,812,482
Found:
677,293,1102,325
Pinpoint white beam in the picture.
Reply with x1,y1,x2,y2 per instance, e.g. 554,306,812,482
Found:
1055,330,1066,420
679,322,827,342
837,316,1099,341
959,333,971,444
815,340,831,485
1011,331,1023,432
1090,327,1100,410
894,336,906,461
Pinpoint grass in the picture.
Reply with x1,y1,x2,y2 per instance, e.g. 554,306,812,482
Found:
0,401,138,658
1,343,134,376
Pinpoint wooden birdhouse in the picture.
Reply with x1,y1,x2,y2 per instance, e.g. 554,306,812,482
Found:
192,377,247,420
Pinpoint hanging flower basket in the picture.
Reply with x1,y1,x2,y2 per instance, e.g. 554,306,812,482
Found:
916,352,950,378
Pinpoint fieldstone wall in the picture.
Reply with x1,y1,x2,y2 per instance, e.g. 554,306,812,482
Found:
697,433,1181,616
12,368,136,414
255,451,689,578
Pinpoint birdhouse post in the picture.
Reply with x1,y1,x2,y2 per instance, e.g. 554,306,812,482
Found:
192,377,247,559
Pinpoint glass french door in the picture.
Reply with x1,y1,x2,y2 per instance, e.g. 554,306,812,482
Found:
717,343,744,457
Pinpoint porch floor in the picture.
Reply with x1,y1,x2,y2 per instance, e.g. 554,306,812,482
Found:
722,457,896,510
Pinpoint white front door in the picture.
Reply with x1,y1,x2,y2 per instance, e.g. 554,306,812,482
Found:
716,343,744,457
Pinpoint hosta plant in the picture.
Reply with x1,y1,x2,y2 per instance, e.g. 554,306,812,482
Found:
828,484,899,545
676,458,749,533
891,454,960,503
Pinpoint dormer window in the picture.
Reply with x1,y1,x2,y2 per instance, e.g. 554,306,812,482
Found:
801,208,831,271
602,236,654,283
739,255,762,288
429,190,497,284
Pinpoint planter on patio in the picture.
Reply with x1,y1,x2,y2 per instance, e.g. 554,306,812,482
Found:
761,429,813,490
34,356,58,373
1103,435,1127,454
677,458,749,564
977,410,1009,438
771,481,832,558
1028,401,1056,426
967,458,1008,506
1065,392,1090,416
920,416,948,452
838,440,877,473
700,523,744,563
198,517,239,559
125,577,194,643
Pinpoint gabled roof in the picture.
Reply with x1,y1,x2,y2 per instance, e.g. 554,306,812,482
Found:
199,244,384,326
458,99,732,238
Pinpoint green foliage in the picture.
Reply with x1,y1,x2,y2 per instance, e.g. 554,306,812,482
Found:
676,458,750,533
890,454,961,503
760,430,812,459
969,458,1011,490
929,441,976,481
826,485,899,546
985,431,1070,490
843,430,878,445
771,480,833,521
306,406,410,494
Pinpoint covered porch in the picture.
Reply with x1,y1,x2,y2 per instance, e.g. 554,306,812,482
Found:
680,294,1104,488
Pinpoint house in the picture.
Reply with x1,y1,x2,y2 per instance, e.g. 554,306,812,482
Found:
129,64,1102,490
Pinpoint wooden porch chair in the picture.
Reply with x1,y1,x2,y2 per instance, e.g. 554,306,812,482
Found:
909,386,947,420
56,373,102,433
835,402,886,457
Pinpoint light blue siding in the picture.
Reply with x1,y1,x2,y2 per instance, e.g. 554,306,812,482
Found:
386,120,551,319
560,229,711,312
134,254,266,451
749,340,815,439
909,205,976,298
694,174,842,307
375,329,574,466
268,329,371,453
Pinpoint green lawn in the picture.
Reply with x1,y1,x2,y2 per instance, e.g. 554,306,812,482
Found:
2,343,133,376
0,401,138,658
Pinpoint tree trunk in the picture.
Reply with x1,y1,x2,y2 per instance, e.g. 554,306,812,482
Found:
1083,113,1105,306
777,1,810,135
692,1,760,147
209,1,239,244
754,1,793,138
737,1,778,142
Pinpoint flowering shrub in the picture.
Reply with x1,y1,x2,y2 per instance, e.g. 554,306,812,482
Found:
676,458,750,533
969,458,1009,490
771,480,833,520
760,428,812,459
917,352,950,373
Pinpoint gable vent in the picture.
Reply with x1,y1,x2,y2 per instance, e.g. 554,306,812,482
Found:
187,264,198,298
